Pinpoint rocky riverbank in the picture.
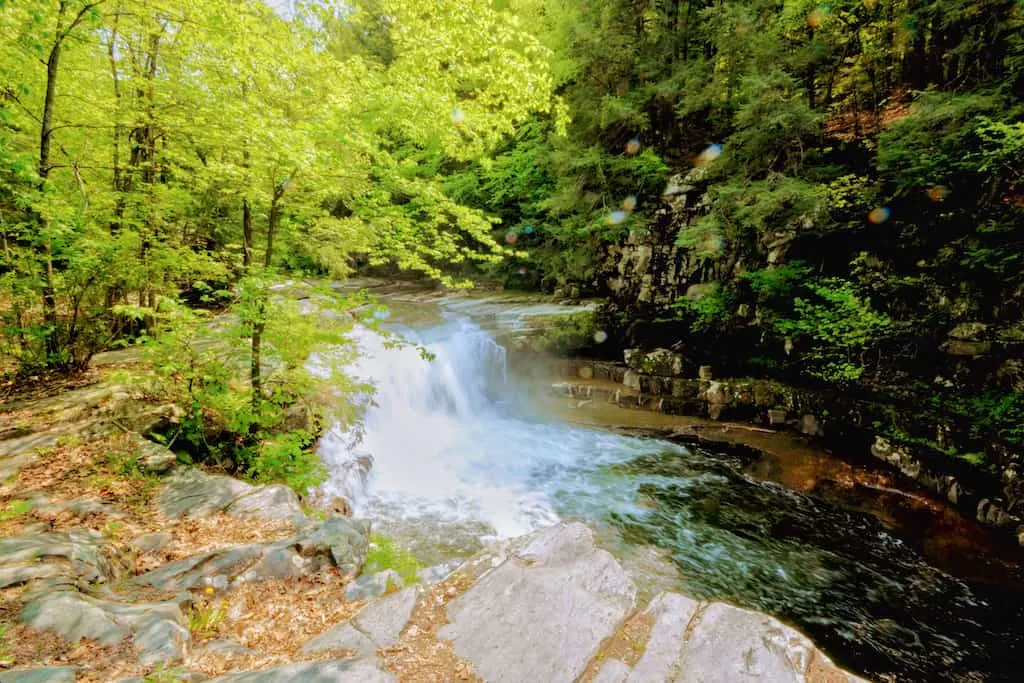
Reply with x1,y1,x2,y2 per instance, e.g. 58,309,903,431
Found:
0,359,865,681
541,350,1024,548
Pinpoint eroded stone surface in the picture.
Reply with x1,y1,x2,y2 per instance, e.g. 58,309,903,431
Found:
205,657,396,682
226,484,307,525
439,523,637,682
0,529,118,589
300,621,377,656
134,516,369,592
1,667,78,683
19,584,188,664
158,467,254,518
352,585,419,648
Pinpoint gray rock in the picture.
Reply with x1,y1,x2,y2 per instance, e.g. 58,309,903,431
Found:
300,621,377,656
438,522,637,682
768,408,788,426
416,560,460,586
352,586,419,647
200,638,255,657
628,592,701,681
345,569,404,601
594,658,632,683
0,529,117,588
19,585,188,664
134,436,179,474
158,468,254,518
0,667,78,683
205,657,395,682
226,484,307,525
135,517,369,592
130,531,173,553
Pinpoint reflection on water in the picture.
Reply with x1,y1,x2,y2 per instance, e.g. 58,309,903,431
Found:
317,310,1024,682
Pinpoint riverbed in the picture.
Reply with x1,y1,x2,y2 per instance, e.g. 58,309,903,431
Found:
316,287,1024,682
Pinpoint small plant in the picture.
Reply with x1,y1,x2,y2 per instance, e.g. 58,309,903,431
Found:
187,600,227,640
0,623,15,666
0,500,31,521
143,663,189,683
363,534,423,586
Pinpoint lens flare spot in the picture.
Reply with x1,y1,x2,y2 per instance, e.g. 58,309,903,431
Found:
523,225,534,234
518,266,527,276
807,6,828,28
622,195,638,212
625,138,641,156
505,231,518,244
697,144,723,165
607,210,628,225
868,207,891,224
927,185,950,202
451,107,465,125
593,330,608,344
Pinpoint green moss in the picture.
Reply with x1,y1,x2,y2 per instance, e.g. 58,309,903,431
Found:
0,499,31,521
363,533,422,586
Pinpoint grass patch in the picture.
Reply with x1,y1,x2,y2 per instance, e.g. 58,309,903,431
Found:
0,623,14,667
363,534,422,586
0,499,31,521
188,599,228,640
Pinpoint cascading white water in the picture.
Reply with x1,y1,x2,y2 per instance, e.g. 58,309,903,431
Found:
316,313,677,538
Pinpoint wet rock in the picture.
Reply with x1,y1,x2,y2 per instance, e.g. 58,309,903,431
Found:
625,348,686,377
20,584,188,664
0,529,117,588
135,517,369,592
940,339,991,356
352,585,419,647
417,560,461,586
300,621,377,656
205,657,395,682
1,667,78,682
130,531,173,554
344,569,404,601
439,522,636,682
801,414,823,437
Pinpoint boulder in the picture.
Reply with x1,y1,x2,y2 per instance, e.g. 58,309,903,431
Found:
130,531,173,554
226,484,308,525
205,657,395,682
133,437,179,474
135,517,369,592
438,523,636,682
159,468,253,518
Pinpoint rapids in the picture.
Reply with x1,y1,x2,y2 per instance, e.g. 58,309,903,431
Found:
316,300,1024,682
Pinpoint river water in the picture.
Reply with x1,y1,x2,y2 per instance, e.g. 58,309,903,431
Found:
316,295,1024,682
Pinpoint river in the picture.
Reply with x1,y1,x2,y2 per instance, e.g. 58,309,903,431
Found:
316,289,1024,682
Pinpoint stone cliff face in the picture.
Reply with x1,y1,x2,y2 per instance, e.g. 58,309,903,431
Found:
589,176,1024,546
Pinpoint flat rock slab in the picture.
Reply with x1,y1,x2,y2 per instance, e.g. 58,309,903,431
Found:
158,467,308,524
439,522,637,682
135,516,369,592
19,584,189,665
0,529,118,589
300,621,377,656
205,657,396,682
612,592,865,683
352,586,419,647
1,667,78,683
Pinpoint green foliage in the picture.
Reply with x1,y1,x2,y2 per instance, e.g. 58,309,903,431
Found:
143,281,374,493
774,279,892,384
187,600,227,640
526,311,600,354
669,285,737,333
0,622,13,667
363,533,422,586
0,499,31,521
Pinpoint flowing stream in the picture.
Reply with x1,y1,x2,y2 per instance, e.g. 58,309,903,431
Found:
317,298,1024,682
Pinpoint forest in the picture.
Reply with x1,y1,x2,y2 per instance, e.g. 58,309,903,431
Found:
2,0,1023,483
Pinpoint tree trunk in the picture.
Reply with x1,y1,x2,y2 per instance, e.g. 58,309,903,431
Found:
243,198,253,268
